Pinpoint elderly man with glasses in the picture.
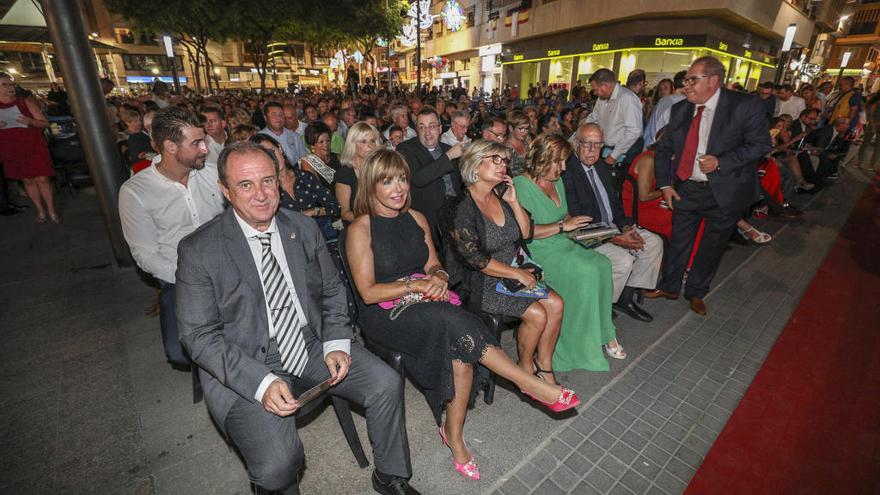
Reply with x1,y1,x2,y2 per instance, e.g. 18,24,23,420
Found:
563,123,663,322
441,110,472,147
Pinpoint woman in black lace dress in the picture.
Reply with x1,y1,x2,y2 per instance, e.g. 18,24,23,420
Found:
345,149,580,481
451,139,564,386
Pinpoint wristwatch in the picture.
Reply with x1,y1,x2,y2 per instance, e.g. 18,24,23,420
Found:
558,221,564,233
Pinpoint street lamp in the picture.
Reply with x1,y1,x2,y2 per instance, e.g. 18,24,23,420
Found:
835,50,853,89
162,35,180,94
774,23,797,85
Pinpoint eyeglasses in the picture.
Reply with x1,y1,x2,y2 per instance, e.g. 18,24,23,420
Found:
683,75,709,86
484,154,511,166
577,141,604,150
417,123,440,131
486,128,508,139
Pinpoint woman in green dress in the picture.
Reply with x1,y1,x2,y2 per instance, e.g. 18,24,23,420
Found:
513,133,626,372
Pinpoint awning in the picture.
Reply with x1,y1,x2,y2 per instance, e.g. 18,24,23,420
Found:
0,24,126,52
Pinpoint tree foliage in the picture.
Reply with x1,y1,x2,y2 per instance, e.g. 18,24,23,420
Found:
105,0,230,93
106,0,406,93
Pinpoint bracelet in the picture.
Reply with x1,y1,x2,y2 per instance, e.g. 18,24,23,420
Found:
433,269,449,281
558,221,564,233
404,277,414,295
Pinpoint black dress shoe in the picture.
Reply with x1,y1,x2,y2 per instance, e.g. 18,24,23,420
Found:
613,301,654,322
170,361,192,373
372,470,421,495
774,205,802,219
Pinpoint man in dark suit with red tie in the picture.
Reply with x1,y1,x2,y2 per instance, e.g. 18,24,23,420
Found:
644,56,772,315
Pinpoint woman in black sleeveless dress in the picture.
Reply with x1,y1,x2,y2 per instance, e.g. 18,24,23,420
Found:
345,149,581,481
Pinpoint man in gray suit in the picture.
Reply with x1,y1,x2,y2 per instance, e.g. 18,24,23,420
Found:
176,141,419,495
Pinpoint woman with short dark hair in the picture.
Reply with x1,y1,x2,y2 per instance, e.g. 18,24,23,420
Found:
300,120,342,189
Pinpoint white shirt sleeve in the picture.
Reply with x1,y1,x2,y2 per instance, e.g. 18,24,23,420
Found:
255,372,282,402
118,186,177,283
611,94,644,159
323,338,351,358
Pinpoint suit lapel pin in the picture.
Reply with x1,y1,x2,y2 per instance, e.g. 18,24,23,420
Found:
290,231,297,240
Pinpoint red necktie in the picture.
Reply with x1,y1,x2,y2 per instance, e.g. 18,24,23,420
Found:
677,105,705,181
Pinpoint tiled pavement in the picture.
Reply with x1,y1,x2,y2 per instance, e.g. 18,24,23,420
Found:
490,169,872,495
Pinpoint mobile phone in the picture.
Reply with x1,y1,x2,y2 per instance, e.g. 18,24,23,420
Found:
493,181,509,198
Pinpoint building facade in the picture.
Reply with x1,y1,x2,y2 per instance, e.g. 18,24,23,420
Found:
391,0,821,96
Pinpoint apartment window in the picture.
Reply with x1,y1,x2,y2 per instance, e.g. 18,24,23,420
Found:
313,48,330,66
289,44,306,65
114,28,134,44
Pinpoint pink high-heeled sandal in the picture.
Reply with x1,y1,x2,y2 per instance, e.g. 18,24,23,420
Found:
522,386,581,413
439,424,480,480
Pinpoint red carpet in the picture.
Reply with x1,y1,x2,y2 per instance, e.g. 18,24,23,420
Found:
685,181,880,495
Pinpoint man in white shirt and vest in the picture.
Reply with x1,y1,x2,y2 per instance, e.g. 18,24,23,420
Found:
118,107,225,368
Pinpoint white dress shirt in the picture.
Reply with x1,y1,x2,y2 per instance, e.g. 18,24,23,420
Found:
118,160,225,284
586,83,644,160
688,88,721,182
205,133,226,164
440,128,470,147
233,213,351,401
776,95,806,119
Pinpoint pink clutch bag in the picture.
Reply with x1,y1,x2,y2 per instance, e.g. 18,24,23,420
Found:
378,273,462,309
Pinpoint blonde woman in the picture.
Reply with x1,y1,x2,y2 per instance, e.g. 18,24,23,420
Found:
335,122,382,222
451,139,567,384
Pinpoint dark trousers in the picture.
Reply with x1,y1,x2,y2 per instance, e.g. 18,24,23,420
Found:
224,338,411,493
797,151,840,184
658,180,740,299
0,163,10,209
159,282,190,365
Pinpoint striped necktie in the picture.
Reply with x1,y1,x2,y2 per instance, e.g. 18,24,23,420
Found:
257,233,308,376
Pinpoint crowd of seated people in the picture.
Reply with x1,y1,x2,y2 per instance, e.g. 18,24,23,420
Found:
106,63,865,493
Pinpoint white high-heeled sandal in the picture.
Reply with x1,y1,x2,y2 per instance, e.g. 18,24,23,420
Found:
604,342,627,360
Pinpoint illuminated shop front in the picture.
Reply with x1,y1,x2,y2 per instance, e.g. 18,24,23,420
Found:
503,34,776,96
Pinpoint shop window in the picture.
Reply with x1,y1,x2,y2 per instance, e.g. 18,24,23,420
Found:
576,53,614,83
548,57,572,87
122,54,183,72
520,61,541,94
622,50,702,83
0,51,46,74
746,66,762,91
